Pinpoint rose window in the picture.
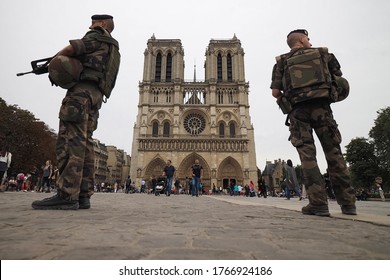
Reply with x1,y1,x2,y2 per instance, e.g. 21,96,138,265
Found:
184,113,206,135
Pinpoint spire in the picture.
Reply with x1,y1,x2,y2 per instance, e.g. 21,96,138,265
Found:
193,61,196,82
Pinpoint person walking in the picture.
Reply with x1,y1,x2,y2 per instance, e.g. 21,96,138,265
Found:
151,176,157,194
270,29,356,216
261,179,268,198
191,159,203,197
125,176,131,194
0,147,12,187
324,172,336,200
375,177,385,202
174,178,181,195
186,177,192,195
163,160,176,196
40,160,53,193
32,14,120,210
285,159,302,200
16,172,25,192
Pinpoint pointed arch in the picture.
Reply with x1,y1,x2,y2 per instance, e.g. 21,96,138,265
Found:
163,121,170,137
143,156,166,180
152,121,159,137
229,121,236,138
219,122,225,138
177,153,211,186
217,53,223,81
166,52,172,82
217,156,243,187
155,52,162,82
227,53,233,81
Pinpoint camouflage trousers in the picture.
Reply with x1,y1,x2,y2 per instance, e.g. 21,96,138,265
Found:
56,82,103,200
288,100,356,206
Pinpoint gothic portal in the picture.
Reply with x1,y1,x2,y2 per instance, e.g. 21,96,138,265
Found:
130,35,258,190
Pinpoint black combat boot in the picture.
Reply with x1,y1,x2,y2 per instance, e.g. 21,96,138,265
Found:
32,192,79,210
78,197,90,209
303,185,330,216
302,204,330,217
341,205,357,215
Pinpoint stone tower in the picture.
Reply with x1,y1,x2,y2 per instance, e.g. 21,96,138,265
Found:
130,34,258,190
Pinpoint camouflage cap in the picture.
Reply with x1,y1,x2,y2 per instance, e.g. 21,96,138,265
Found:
287,29,308,38
91,14,113,20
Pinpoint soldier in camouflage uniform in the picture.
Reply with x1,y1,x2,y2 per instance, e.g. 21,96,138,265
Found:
32,14,119,210
270,29,356,216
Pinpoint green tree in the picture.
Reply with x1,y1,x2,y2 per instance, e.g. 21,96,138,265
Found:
0,97,57,177
345,137,378,189
369,107,390,191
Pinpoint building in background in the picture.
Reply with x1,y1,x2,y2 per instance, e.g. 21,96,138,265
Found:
130,35,258,190
93,139,108,185
106,145,125,185
93,140,130,187
262,159,285,194
122,153,131,184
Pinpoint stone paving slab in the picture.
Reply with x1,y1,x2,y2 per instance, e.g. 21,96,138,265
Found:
0,192,389,260
209,196,390,226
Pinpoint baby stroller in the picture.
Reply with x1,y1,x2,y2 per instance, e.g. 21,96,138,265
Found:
155,176,166,196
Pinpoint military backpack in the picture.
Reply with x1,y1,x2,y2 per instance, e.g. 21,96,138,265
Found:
276,47,349,104
276,47,332,93
85,30,121,99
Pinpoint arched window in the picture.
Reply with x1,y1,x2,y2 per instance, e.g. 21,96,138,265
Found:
217,53,222,81
229,123,236,138
227,53,233,81
163,122,170,137
152,122,159,137
155,52,162,82
219,123,225,138
166,53,172,82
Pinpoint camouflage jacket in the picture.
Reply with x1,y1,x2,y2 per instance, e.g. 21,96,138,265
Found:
69,26,111,83
270,47,342,105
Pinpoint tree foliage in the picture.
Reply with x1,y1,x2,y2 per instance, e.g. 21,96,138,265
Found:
369,107,390,172
345,137,378,189
369,107,390,191
0,97,57,177
345,107,390,191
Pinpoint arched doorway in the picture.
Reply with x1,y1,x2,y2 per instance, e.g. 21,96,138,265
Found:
178,153,211,188
143,156,166,181
218,156,243,190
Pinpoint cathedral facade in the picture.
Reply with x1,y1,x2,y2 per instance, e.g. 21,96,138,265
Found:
130,35,258,190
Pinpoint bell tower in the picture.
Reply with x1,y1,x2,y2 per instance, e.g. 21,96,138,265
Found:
130,35,258,191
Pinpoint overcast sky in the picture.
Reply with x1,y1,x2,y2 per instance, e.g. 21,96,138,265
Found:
1,0,389,172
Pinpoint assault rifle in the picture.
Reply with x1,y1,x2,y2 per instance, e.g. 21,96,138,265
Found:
16,57,53,76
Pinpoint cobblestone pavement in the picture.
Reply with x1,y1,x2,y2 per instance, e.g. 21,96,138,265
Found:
0,192,389,260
